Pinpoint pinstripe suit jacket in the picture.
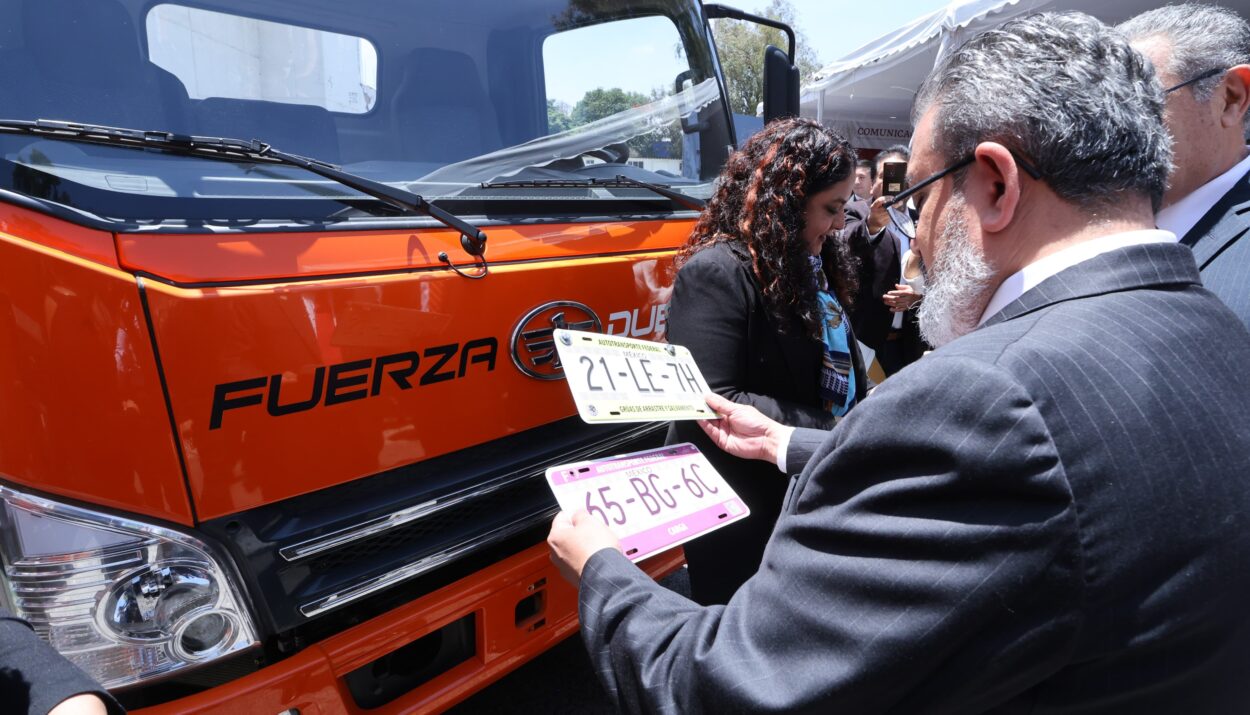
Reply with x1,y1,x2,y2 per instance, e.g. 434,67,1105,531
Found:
1179,166,1250,330
579,242,1250,714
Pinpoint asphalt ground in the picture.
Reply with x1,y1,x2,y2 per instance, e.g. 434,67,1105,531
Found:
447,567,691,714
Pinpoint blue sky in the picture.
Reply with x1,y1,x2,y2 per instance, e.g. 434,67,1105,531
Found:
785,0,954,65
545,0,953,107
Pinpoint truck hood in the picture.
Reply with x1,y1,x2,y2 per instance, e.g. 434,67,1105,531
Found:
120,220,688,520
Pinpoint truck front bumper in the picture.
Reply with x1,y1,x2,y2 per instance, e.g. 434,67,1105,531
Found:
135,543,683,714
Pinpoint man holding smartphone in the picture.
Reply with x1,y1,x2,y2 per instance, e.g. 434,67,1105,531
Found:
846,145,927,375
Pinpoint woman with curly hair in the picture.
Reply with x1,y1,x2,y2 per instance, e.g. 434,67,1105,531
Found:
668,117,869,605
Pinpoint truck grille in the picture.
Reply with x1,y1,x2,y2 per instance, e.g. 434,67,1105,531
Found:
199,419,665,634
305,476,553,573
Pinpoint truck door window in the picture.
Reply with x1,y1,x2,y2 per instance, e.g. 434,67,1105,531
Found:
146,4,378,114
543,16,689,178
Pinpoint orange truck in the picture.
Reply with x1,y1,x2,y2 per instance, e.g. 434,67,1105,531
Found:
0,0,797,711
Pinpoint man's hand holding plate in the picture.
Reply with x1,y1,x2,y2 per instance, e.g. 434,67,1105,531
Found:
548,509,622,585
698,393,791,465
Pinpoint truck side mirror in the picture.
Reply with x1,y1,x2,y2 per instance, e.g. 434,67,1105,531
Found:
762,45,799,123
703,4,800,124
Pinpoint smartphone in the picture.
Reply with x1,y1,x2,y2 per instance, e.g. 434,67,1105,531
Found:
882,161,907,197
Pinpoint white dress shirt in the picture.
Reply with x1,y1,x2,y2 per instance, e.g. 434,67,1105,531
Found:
1156,148,1250,241
777,228,1176,473
887,206,914,330
776,425,798,473
978,229,1176,326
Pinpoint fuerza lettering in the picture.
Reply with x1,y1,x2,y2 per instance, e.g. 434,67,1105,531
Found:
208,338,497,429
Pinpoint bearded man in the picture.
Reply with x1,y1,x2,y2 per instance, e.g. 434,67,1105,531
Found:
548,12,1250,713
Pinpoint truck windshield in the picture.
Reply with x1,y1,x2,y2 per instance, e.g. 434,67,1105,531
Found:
0,0,732,226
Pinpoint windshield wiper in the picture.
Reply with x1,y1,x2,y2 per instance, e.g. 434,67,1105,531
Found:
479,175,706,212
0,118,488,257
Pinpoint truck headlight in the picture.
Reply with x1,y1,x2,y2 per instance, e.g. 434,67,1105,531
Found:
0,484,259,689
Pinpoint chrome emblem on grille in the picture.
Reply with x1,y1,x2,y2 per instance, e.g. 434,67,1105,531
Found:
510,301,602,380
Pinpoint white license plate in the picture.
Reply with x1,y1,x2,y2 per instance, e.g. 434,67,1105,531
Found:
545,443,749,562
552,329,715,423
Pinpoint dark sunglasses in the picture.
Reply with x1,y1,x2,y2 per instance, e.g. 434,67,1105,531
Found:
884,150,1042,209
1164,67,1227,94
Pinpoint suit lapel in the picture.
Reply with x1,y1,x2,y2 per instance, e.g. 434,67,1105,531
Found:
982,242,1201,328
1180,171,1250,270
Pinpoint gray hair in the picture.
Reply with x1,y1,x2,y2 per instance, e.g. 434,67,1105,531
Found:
914,12,1172,212
1117,3,1250,132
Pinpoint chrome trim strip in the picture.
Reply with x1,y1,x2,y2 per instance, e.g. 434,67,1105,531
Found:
279,422,664,562
298,506,558,618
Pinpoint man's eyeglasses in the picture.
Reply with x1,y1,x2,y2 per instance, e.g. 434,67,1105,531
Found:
1164,67,1226,94
882,70,1226,212
884,150,1042,209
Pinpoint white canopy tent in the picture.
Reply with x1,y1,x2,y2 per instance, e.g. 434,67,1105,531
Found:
801,0,1250,150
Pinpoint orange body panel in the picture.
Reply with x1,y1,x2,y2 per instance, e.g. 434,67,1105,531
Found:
117,220,693,284
0,202,119,268
3,203,693,707
140,221,690,520
135,544,684,715
0,218,192,524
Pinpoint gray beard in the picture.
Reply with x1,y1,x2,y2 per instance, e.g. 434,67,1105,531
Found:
917,201,996,348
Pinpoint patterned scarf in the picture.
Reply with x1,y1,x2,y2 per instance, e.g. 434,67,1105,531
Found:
809,255,856,417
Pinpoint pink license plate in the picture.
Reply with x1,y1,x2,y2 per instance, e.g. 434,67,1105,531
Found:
545,443,749,563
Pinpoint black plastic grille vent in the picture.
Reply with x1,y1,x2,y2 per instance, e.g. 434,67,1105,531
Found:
307,475,554,573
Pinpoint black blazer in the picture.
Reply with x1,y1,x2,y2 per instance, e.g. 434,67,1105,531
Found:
665,240,867,604
840,200,900,351
582,242,1250,713
1180,165,1250,330
0,609,124,715
838,201,927,368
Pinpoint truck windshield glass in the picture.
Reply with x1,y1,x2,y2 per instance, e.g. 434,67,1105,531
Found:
0,0,731,226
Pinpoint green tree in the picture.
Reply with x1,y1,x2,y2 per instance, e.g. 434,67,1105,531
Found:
711,0,821,116
570,87,650,126
565,87,687,162
571,88,661,160
547,99,574,134
644,85,684,161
